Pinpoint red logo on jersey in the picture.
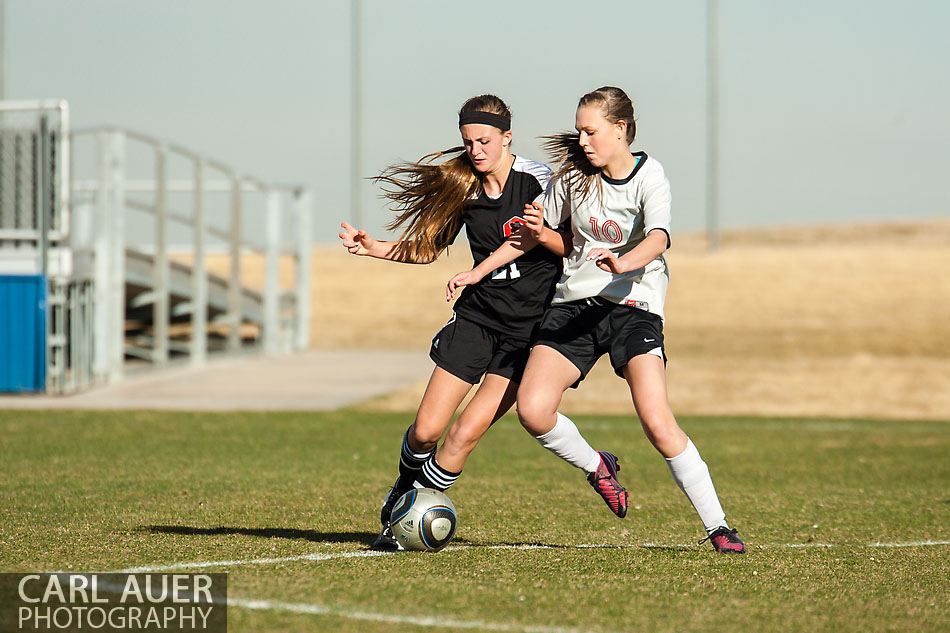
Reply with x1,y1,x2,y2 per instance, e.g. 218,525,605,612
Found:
503,216,528,237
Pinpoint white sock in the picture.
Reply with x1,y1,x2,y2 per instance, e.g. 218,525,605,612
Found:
666,438,727,534
535,412,602,474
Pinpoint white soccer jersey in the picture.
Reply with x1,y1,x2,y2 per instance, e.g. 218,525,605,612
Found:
512,155,553,198
543,152,672,320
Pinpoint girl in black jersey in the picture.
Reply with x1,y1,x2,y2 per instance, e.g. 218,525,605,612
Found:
340,95,628,550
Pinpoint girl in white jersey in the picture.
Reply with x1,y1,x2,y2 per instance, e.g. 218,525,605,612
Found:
341,95,629,551
449,87,745,553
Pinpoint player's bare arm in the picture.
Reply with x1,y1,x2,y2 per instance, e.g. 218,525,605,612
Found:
445,237,530,301
587,229,668,273
445,207,570,301
340,222,439,264
524,202,572,257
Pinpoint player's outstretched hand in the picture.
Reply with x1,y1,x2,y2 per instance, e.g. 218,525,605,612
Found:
339,222,374,256
523,202,545,242
587,247,626,273
446,269,485,301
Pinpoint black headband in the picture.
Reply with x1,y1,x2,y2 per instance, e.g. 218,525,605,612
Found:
458,111,511,131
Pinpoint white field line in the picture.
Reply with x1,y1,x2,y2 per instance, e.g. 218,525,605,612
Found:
34,574,615,633
228,595,608,633
115,549,390,573
112,544,555,573
110,539,949,574
869,540,950,547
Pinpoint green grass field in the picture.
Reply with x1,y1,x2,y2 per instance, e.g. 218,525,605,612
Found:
1,410,948,633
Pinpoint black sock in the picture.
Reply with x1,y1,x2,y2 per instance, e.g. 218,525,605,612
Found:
397,426,433,492
415,454,461,492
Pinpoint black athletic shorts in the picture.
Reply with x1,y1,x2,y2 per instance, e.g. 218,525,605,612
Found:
429,313,533,385
534,298,666,387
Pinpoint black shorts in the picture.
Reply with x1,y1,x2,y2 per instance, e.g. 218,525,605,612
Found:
534,298,666,387
429,314,533,385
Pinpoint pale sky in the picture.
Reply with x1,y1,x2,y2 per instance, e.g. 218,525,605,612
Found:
4,0,949,242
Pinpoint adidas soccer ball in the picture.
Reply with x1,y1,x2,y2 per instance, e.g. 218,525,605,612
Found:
389,488,457,552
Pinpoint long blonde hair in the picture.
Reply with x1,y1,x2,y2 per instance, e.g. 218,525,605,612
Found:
375,95,512,263
541,86,636,204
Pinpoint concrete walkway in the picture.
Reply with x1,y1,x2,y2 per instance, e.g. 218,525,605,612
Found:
0,350,433,411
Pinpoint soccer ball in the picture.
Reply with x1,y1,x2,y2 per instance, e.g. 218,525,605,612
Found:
389,488,457,552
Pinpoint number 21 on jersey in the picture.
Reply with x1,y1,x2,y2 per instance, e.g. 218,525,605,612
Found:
492,262,521,280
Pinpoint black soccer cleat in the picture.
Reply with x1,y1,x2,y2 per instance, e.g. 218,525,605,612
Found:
699,526,746,554
380,477,407,527
371,523,403,552
586,451,629,518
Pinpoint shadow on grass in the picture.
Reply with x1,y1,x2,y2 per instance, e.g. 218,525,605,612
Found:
145,525,379,547
144,526,683,552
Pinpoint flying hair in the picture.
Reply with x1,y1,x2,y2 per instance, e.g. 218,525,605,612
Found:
541,86,637,205
374,95,513,263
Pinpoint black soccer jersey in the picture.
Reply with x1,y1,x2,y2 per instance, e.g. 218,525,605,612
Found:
439,156,562,338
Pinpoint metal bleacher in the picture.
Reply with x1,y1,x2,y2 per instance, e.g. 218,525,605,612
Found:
0,100,312,394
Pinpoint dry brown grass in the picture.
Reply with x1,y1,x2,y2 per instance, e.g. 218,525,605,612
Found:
206,220,950,420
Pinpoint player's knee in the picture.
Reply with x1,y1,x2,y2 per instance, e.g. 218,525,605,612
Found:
639,413,681,452
515,394,553,434
408,421,442,452
514,397,535,427
444,422,483,456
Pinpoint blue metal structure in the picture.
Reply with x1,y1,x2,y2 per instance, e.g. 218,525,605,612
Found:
0,274,46,392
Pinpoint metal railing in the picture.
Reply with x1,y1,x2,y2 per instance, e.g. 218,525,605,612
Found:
1,99,311,393
71,127,312,385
